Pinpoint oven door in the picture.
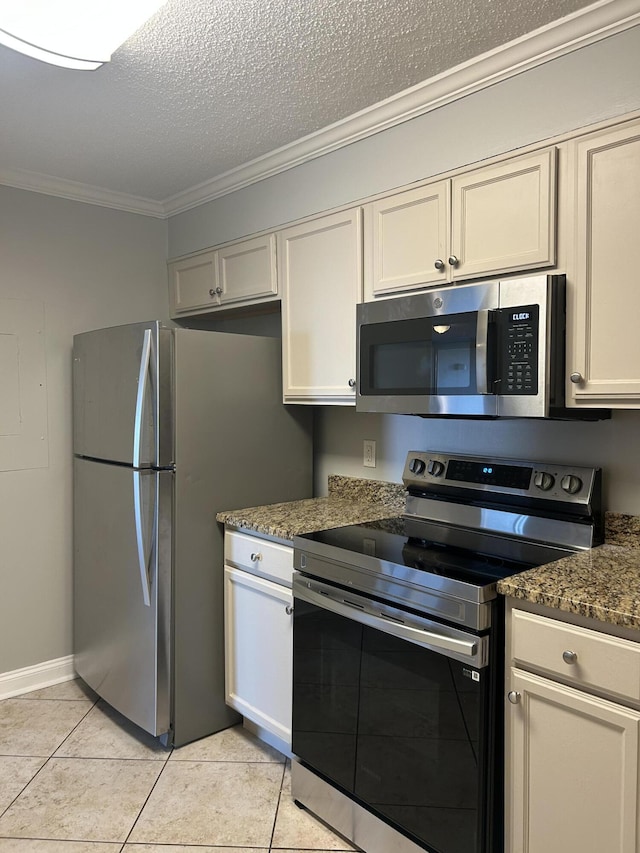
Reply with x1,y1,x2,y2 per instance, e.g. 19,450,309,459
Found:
292,575,496,853
356,281,499,416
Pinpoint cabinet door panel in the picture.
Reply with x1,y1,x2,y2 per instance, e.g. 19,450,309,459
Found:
217,234,277,305
280,208,362,404
224,565,293,744
169,250,218,314
508,668,640,853
451,149,556,280
570,120,640,404
366,182,449,297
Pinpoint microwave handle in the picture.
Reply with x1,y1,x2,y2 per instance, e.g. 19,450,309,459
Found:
476,309,491,395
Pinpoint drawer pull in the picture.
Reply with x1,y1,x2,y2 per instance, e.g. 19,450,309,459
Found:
285,604,294,615
562,650,578,665
250,552,263,562
508,691,521,704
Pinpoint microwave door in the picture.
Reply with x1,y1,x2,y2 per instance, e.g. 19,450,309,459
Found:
357,311,498,416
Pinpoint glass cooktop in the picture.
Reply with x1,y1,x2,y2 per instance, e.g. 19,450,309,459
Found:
296,516,562,588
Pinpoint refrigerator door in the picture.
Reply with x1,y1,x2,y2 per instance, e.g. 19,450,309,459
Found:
73,456,172,737
72,321,173,467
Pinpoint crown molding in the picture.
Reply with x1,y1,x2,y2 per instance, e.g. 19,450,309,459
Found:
162,0,640,216
0,167,166,218
1,0,637,219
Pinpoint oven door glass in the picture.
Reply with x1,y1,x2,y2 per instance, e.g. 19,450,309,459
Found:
292,597,492,853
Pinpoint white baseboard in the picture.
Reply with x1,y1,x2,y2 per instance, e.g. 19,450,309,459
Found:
0,655,76,700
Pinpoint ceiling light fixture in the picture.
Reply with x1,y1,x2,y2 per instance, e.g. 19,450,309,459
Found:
0,0,167,70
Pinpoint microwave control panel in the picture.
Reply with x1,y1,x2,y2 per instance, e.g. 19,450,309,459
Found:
497,304,539,395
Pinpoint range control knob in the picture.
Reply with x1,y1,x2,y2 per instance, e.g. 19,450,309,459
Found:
533,471,555,491
409,457,426,475
561,474,583,495
427,459,445,477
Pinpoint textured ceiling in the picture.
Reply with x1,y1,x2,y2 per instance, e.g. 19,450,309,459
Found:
0,0,601,203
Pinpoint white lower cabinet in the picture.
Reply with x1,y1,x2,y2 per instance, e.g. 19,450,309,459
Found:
223,531,294,749
506,606,640,853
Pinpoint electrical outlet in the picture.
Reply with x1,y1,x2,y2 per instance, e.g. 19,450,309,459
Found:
363,439,376,468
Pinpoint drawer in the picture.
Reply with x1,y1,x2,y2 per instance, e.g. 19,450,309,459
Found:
511,609,640,703
224,530,293,587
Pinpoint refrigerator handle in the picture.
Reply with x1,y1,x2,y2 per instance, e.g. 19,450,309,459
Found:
133,329,152,468
133,470,152,607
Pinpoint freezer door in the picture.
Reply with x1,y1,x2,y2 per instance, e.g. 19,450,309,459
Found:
72,321,173,467
73,456,171,737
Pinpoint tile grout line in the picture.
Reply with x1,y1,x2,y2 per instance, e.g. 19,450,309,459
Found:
267,759,289,852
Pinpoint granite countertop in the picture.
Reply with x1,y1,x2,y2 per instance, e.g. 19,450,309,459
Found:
216,474,405,541
497,513,640,630
220,478,640,631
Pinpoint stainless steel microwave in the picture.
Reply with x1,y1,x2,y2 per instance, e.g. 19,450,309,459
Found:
356,274,596,418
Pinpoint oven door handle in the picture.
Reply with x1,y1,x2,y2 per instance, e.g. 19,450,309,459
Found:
295,582,481,663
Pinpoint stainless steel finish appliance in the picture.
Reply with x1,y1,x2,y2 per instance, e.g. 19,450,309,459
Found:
73,321,311,747
356,274,607,419
291,450,602,853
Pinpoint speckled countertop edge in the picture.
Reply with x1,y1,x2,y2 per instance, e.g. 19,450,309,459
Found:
216,475,405,541
498,512,640,630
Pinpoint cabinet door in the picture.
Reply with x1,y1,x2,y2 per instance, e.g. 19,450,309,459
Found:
507,668,640,853
168,250,219,315
224,565,293,745
569,120,640,405
279,208,362,404
217,234,277,306
365,181,449,298
451,148,556,280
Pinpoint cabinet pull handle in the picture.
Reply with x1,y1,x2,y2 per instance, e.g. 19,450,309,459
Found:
285,604,294,615
209,288,216,297
215,286,223,295
562,650,578,665
348,378,356,388
507,691,521,704
250,552,263,562
434,259,445,271
570,372,583,384
448,255,459,267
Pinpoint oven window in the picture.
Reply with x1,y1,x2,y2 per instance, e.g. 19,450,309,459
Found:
292,598,491,853
360,314,479,396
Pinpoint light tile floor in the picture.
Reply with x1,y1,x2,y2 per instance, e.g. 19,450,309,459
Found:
0,679,356,853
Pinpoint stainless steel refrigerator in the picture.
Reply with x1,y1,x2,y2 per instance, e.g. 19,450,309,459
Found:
73,321,312,746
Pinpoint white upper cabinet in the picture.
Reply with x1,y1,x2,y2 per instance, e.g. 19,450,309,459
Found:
451,148,556,280
365,181,449,296
216,234,278,305
279,208,363,404
168,249,218,315
364,148,557,299
168,233,277,317
567,117,640,406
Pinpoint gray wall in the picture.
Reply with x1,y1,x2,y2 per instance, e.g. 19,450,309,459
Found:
168,25,640,515
0,186,167,675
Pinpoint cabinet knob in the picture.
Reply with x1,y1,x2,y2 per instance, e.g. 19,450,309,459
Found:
285,604,294,615
434,259,445,271
348,378,356,388
448,255,459,267
215,286,223,295
562,650,578,665
209,288,216,297
250,552,263,562
570,372,583,384
507,691,521,704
